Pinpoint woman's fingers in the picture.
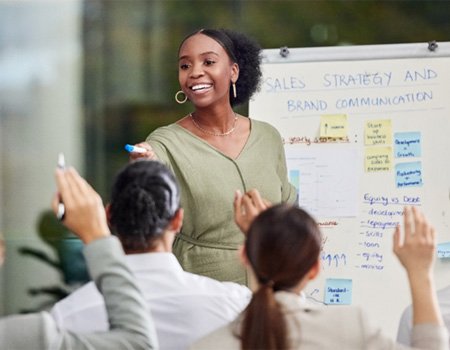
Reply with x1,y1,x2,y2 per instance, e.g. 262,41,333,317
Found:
394,206,436,273
54,167,73,206
241,194,258,218
393,224,401,255
403,206,412,243
245,189,269,211
233,190,244,221
129,142,158,161
233,189,272,234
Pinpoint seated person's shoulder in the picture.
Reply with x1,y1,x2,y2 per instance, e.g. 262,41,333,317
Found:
185,272,251,298
189,319,239,350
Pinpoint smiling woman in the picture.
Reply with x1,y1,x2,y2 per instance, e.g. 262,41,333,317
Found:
129,28,297,285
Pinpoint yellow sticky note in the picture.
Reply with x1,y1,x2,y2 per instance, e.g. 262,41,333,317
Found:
365,119,392,146
320,114,348,138
365,146,392,172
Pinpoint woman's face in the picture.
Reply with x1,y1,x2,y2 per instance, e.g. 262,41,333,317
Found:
178,33,238,108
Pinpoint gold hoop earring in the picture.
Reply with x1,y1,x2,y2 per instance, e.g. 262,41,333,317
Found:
175,90,187,104
232,83,237,99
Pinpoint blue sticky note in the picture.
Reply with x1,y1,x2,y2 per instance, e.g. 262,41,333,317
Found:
394,132,421,158
289,169,300,203
289,169,300,190
395,161,423,188
437,242,450,258
324,278,352,305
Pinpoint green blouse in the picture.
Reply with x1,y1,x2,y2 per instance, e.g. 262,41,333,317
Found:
147,119,296,285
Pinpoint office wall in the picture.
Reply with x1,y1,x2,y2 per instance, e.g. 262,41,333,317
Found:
0,0,83,314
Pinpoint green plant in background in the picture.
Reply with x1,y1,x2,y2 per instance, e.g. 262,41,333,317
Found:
18,210,89,313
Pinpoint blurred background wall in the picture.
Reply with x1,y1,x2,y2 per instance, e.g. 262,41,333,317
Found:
0,0,83,314
0,0,449,315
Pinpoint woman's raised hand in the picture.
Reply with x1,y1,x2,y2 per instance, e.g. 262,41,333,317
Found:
52,167,110,244
234,189,271,234
393,206,436,276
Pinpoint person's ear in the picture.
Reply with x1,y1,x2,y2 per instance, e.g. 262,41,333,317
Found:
231,62,239,83
239,245,259,292
238,244,249,267
105,204,111,226
169,208,184,233
307,259,321,281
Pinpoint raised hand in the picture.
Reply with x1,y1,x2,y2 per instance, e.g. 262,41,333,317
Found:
52,167,110,244
393,206,442,327
234,189,271,234
393,206,436,275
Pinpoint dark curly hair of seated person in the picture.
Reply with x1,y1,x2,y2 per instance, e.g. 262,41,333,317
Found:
109,160,180,252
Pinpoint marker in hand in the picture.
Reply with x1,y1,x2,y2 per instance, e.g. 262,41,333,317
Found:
56,152,66,221
124,144,147,153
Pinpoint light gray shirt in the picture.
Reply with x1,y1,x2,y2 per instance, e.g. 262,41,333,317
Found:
397,285,450,347
192,291,449,350
0,236,157,350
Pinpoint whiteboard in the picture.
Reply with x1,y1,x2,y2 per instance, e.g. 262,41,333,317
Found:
249,42,450,338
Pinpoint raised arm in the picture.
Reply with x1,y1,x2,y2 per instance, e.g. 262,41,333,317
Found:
0,167,157,350
53,167,157,349
393,206,446,349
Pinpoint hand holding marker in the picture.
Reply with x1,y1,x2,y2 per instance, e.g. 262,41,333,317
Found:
125,143,159,162
56,153,66,221
124,144,147,153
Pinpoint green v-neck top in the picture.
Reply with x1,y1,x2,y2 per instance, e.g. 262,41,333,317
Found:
146,118,296,284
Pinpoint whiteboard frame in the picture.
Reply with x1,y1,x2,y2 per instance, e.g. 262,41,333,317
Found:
262,41,450,64
250,42,450,339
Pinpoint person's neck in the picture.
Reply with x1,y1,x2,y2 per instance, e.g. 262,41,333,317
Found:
122,232,175,255
250,270,309,295
124,246,171,255
193,105,236,128
148,244,172,253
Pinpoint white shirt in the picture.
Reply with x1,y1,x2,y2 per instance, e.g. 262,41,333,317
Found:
397,284,450,346
51,252,251,350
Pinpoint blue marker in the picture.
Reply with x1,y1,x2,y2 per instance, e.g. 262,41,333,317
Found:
125,144,146,153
